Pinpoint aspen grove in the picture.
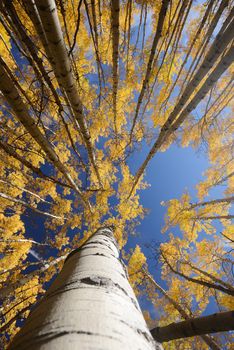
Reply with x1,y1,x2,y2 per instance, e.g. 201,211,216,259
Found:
0,0,233,349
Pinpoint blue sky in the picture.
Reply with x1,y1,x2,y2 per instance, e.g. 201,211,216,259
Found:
125,141,224,319
4,1,230,337
126,142,209,259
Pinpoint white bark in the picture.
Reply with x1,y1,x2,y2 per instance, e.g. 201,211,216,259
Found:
0,179,51,204
8,227,162,350
111,0,120,133
129,43,234,198
130,0,170,140
34,0,102,186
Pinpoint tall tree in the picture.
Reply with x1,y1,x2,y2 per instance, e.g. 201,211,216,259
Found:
0,0,232,348
8,227,162,350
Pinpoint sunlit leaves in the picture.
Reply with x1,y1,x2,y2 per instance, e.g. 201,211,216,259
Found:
0,0,232,347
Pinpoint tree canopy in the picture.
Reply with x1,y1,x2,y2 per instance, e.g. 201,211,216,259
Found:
0,0,233,348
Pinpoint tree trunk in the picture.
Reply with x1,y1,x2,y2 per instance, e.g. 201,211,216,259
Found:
161,252,234,296
0,57,90,209
9,227,162,350
0,192,63,220
143,269,221,350
129,43,234,198
130,0,170,140
189,196,234,209
151,311,234,342
111,0,120,133
0,140,72,189
195,214,234,220
34,0,102,187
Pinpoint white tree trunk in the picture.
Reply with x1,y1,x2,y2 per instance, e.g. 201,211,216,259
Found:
9,227,162,350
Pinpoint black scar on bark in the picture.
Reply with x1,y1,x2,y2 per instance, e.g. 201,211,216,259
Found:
80,276,140,310
65,225,118,263
11,329,121,349
44,275,139,311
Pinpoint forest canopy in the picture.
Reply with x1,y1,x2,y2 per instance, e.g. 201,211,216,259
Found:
0,0,233,348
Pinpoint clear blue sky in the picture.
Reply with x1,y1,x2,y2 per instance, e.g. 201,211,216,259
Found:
125,142,223,319
126,142,209,257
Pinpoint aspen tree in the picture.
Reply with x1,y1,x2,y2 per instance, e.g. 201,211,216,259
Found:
111,0,120,133
0,1,233,348
9,227,162,350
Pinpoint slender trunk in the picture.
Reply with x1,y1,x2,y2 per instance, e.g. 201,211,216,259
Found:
8,227,162,350
5,1,85,165
0,58,91,209
84,0,103,100
143,269,221,350
195,214,234,220
126,0,132,75
129,42,234,198
172,6,234,120
111,0,120,133
0,255,67,300
161,253,234,296
133,1,143,52
144,0,189,118
0,238,49,246
161,0,214,109
187,263,234,291
178,0,229,99
0,179,51,204
0,140,72,189
68,0,83,55
34,0,102,186
0,192,63,220
130,0,170,141
151,311,234,342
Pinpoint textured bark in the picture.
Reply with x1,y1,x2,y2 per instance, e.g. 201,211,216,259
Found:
151,311,234,342
24,0,56,64
34,0,102,186
9,227,162,350
143,269,222,350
